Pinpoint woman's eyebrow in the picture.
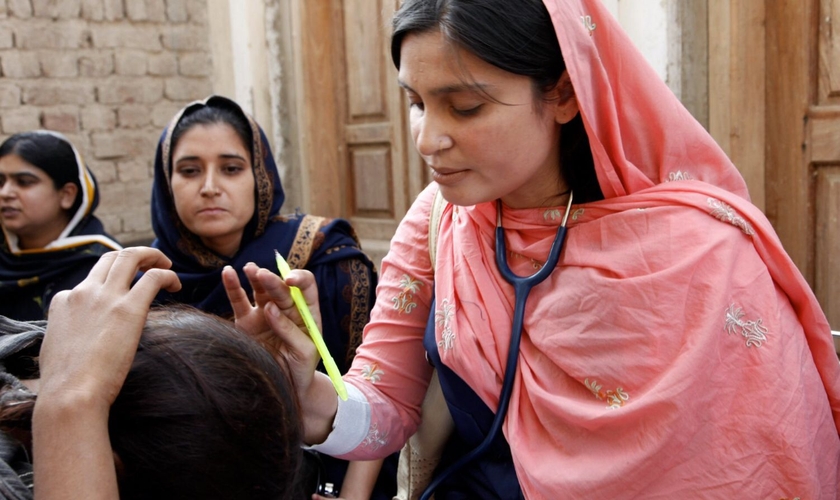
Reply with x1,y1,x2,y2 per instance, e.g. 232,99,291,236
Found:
5,172,40,181
398,79,491,96
219,153,247,161
174,153,248,163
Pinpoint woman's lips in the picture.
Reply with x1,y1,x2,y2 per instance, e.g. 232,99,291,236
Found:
431,168,468,185
197,207,226,215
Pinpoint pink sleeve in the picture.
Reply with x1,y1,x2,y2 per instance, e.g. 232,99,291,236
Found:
337,183,438,460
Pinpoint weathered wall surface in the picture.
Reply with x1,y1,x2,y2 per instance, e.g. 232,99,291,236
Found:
0,0,213,244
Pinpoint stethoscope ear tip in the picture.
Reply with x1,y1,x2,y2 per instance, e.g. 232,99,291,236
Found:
561,191,574,227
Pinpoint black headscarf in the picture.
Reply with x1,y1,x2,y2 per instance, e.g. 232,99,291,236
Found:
0,131,121,320
150,96,377,372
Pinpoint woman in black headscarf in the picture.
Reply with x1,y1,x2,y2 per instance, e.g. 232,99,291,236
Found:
0,131,121,320
150,96,394,499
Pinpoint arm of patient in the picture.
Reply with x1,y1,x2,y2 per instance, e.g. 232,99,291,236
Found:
33,247,180,500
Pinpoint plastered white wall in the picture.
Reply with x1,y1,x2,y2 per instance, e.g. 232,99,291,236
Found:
601,0,677,94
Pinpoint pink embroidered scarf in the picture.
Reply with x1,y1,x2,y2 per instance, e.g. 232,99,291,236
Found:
430,0,840,497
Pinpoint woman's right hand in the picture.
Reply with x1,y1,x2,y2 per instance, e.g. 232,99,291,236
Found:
38,247,181,412
33,247,181,500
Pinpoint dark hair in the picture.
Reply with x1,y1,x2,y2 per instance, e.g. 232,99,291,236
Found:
0,306,305,500
169,101,254,170
0,132,85,214
391,0,604,203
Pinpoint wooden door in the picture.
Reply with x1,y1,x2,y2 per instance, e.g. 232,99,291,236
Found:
813,0,840,327
294,0,427,268
767,0,840,327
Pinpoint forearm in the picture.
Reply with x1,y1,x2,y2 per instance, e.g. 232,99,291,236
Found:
302,372,340,445
33,394,119,500
339,459,384,500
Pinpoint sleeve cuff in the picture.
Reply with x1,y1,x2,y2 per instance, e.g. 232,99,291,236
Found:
305,382,370,456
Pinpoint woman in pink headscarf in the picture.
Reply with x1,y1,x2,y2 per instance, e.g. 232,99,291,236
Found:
236,0,840,498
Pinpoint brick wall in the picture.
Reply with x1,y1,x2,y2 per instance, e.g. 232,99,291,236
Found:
0,0,214,244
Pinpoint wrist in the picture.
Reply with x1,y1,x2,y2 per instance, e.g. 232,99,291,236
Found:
34,386,112,425
32,388,119,500
301,372,339,445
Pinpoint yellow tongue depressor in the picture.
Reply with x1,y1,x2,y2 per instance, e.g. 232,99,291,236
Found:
274,251,348,400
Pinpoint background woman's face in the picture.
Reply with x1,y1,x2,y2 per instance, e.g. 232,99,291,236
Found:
0,154,75,249
170,122,255,257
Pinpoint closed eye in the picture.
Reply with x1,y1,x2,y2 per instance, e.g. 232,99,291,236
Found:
453,104,482,117
3,173,40,188
222,164,246,174
175,165,201,177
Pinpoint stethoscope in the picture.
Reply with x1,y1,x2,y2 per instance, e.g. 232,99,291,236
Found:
420,191,574,500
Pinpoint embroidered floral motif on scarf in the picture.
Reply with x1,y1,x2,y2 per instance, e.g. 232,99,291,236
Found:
585,378,630,409
392,274,422,314
544,208,563,221
435,298,456,352
668,171,693,181
361,363,384,384
724,303,768,348
580,15,596,35
508,251,543,270
362,423,387,451
707,198,755,235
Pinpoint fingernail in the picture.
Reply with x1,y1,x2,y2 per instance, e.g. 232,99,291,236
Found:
266,302,280,317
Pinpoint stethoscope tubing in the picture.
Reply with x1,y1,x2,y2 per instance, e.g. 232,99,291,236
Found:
420,193,573,500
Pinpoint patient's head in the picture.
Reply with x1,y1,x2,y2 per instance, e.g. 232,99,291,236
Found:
0,306,305,500
113,306,304,499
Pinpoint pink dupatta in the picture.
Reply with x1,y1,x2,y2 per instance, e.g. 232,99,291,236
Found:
424,0,840,497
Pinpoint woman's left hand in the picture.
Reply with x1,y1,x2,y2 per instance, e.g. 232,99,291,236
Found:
223,262,323,359
223,262,289,356
224,263,335,444
223,262,271,336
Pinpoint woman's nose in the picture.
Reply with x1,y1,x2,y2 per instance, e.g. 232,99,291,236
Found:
199,170,220,196
0,181,14,198
414,114,453,158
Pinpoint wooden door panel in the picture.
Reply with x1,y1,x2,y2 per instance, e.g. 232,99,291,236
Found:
816,166,840,326
343,0,387,118
338,0,425,267
350,145,393,215
767,0,840,327
295,0,423,268
341,0,399,266
812,0,840,325
820,0,840,103
766,0,813,279
811,107,840,162
295,0,344,217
